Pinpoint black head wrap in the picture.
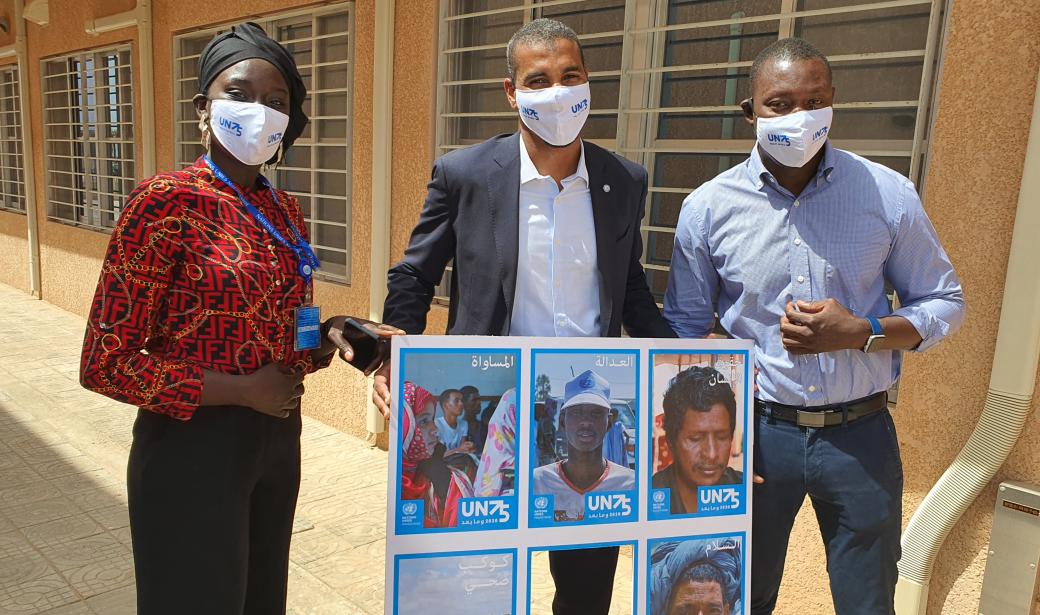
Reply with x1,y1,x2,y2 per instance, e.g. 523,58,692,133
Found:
197,22,308,153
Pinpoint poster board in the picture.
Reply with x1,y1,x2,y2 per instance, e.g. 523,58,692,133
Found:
385,336,753,615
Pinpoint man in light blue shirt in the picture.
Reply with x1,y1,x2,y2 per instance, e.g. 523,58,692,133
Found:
664,38,964,615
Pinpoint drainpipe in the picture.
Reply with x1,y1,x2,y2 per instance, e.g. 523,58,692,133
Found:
894,62,1040,615
367,0,394,438
84,0,156,179
14,0,42,298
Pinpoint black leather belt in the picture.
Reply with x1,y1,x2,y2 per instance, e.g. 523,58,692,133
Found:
754,392,888,428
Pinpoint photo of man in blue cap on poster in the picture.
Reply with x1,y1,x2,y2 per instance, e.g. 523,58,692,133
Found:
532,370,635,522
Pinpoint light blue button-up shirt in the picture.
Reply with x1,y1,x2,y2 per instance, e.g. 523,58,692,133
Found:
664,143,965,407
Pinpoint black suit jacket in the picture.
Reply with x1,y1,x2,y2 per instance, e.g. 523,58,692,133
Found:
384,133,675,339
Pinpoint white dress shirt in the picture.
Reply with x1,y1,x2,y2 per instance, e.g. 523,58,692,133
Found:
510,138,601,337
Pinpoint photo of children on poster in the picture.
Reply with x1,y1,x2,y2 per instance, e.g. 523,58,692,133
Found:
530,351,639,526
650,353,747,518
397,350,520,532
385,337,754,615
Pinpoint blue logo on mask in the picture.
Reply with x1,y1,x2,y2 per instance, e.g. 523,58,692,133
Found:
218,116,243,137
768,133,791,146
571,99,589,114
521,106,539,121
812,126,829,141
267,132,283,145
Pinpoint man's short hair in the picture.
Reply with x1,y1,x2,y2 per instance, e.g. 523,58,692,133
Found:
669,562,732,609
749,37,832,90
440,388,462,405
460,386,479,401
662,366,737,441
506,18,586,81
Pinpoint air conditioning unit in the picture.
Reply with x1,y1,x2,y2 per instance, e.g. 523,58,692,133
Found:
978,481,1040,615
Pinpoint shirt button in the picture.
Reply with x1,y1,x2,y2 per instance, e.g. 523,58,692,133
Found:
276,279,282,286
793,199,801,207
797,275,805,283
270,259,278,267
557,318,566,327
808,385,817,393
794,238,802,246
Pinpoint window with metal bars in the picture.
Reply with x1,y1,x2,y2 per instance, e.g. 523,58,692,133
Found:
0,67,25,214
173,4,356,283
433,0,944,303
43,46,135,230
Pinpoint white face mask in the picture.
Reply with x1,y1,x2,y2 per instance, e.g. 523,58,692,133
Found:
515,82,591,147
208,99,290,166
755,107,833,168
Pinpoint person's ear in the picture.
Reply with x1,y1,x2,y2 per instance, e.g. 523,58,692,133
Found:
504,78,518,111
193,93,208,119
740,98,755,124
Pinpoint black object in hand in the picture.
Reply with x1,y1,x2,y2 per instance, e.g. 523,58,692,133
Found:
341,317,390,374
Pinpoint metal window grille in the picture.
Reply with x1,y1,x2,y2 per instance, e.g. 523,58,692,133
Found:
173,3,356,283
0,66,25,214
43,46,135,230
434,0,945,303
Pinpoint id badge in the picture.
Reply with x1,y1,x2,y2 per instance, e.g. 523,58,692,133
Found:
294,305,322,351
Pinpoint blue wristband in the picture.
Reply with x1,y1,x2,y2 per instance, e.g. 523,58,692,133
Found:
866,316,883,336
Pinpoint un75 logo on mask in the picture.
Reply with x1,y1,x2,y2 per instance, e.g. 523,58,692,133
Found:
458,498,511,527
218,116,243,137
520,106,540,121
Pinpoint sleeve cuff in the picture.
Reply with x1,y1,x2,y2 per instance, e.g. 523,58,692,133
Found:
140,362,204,421
892,306,948,352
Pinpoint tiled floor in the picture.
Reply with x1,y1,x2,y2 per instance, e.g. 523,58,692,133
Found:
0,284,633,614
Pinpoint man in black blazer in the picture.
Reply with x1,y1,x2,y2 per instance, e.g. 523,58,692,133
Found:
376,18,674,615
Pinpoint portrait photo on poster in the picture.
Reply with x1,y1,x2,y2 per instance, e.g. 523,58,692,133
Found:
648,351,749,520
529,350,640,527
396,348,521,534
648,533,745,615
393,549,517,615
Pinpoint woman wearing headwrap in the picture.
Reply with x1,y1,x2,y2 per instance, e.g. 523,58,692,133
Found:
79,22,400,614
473,388,517,497
650,537,743,615
401,381,474,527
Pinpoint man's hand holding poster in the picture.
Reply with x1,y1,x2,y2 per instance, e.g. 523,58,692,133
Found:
385,336,753,615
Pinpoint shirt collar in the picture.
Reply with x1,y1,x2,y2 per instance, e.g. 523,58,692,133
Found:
519,136,589,185
747,141,838,189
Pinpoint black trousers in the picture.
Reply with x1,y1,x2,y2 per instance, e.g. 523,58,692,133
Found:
549,547,620,614
127,405,302,615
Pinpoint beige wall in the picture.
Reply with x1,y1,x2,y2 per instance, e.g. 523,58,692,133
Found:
1,0,378,436
772,1,1040,614
0,4,26,293
2,0,1039,612
896,0,1040,613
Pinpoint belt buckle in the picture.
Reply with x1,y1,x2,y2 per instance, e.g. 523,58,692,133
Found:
796,410,827,429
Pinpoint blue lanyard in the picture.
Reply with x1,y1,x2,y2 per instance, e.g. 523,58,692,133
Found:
204,156,320,281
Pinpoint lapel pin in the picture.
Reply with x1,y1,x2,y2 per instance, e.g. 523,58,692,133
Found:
603,184,611,193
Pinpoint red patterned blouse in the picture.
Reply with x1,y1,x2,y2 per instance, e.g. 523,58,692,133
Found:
80,158,330,420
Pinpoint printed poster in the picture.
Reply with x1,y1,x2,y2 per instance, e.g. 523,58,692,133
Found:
385,336,753,615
